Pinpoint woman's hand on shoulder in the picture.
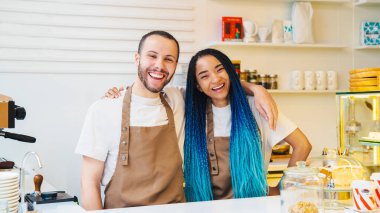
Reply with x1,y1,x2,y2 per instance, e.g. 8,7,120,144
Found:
103,86,124,99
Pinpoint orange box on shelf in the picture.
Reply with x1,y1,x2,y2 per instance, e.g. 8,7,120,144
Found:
222,16,243,42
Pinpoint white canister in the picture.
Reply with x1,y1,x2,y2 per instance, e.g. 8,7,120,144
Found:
315,70,327,90
327,70,338,90
290,70,304,90
304,71,316,90
272,19,284,44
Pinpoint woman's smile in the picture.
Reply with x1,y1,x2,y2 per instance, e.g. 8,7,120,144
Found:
195,55,230,107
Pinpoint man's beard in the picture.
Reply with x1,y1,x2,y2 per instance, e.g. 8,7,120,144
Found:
137,63,172,93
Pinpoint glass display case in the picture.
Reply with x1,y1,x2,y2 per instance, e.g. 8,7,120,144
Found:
336,91,380,173
307,149,366,209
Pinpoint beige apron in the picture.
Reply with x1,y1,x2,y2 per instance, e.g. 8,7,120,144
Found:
104,87,185,209
206,103,233,200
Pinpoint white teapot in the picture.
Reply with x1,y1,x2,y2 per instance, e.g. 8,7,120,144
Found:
243,20,258,43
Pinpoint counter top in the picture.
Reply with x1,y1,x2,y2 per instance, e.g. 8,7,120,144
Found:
19,171,350,213
37,195,358,213
92,196,282,213
89,196,349,213
20,171,350,213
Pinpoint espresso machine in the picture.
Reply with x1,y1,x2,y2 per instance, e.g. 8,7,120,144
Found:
0,93,36,143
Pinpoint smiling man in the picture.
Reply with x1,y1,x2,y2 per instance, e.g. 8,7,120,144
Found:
76,31,186,210
75,31,278,210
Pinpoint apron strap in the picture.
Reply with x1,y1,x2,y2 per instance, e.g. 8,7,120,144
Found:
118,86,132,166
206,101,219,175
159,92,176,132
118,87,176,166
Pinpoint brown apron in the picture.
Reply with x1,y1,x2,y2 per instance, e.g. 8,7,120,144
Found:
104,87,185,209
206,103,233,200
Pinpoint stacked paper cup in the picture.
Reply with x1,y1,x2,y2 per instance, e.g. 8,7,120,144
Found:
371,173,380,209
351,180,377,211
0,171,19,213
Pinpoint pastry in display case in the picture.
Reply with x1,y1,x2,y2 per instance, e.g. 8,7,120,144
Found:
307,149,367,210
336,91,380,173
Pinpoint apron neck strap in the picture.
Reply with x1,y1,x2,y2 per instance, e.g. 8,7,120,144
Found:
159,92,175,128
124,86,175,127
206,100,215,139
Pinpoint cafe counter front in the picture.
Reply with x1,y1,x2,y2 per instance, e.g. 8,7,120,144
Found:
37,196,359,213
92,196,281,213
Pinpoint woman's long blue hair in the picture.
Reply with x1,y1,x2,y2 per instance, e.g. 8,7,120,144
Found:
184,48,268,202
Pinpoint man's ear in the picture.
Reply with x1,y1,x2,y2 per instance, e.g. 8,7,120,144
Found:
134,53,140,66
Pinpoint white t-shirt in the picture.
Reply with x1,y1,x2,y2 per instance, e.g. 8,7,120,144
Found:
212,96,297,171
75,87,185,186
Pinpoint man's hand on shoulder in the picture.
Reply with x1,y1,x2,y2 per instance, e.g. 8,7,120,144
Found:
251,84,278,130
103,86,124,99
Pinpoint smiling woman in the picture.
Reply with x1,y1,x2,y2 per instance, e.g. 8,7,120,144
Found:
195,55,231,107
184,48,312,202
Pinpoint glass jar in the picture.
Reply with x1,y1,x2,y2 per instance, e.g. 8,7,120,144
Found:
269,74,278,89
240,69,248,81
258,74,269,89
281,161,324,213
248,69,258,84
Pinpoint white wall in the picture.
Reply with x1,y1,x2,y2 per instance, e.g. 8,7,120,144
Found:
1,0,379,203
0,0,194,201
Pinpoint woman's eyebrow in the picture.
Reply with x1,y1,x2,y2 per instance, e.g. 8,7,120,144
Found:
215,64,223,69
198,70,208,76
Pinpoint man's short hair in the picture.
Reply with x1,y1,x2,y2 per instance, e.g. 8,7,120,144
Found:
138,31,180,62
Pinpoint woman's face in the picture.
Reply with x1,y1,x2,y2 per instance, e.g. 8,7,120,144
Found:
195,55,230,107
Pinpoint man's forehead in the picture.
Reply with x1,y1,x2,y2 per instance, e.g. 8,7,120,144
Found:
141,35,178,55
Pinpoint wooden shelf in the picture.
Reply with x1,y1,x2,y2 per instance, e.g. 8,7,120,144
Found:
355,46,380,50
268,161,288,172
268,90,346,94
208,41,347,49
306,0,350,2
354,0,380,6
271,154,292,160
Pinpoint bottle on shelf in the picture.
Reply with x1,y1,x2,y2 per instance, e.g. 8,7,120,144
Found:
258,74,269,89
240,69,248,81
248,69,258,84
269,74,278,90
